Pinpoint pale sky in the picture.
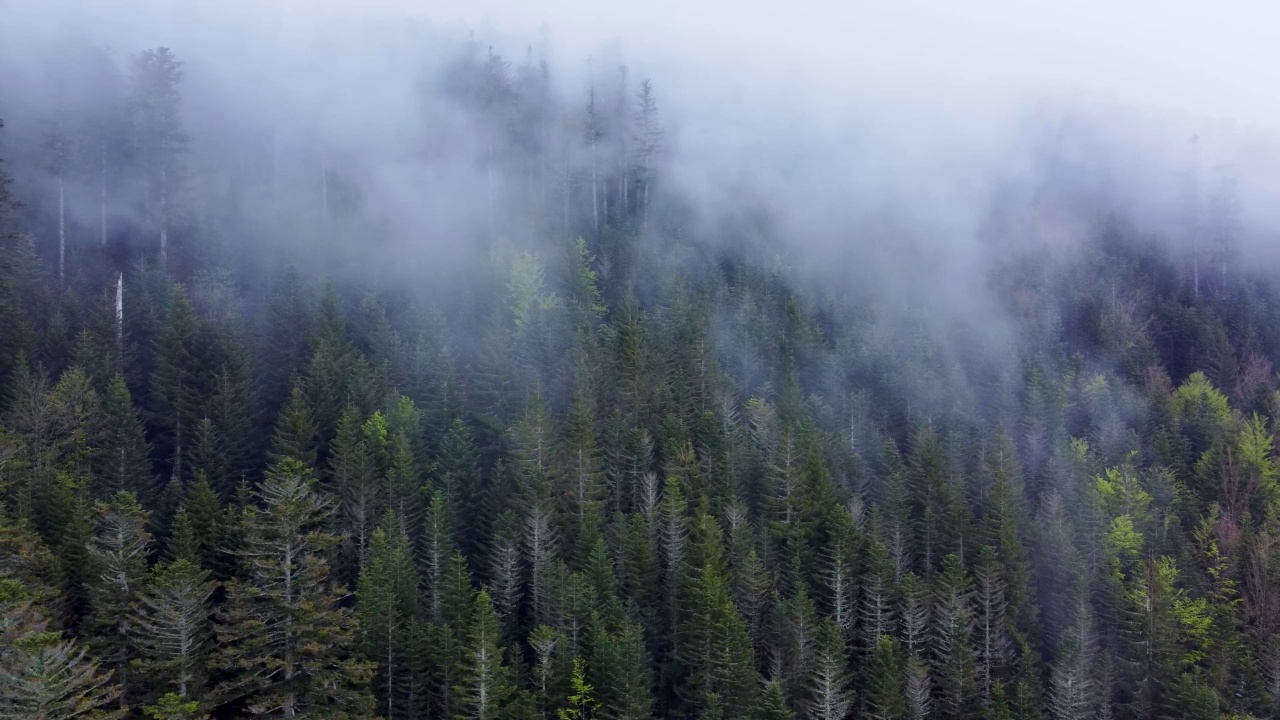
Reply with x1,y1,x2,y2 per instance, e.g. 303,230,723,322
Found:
331,0,1278,131
5,0,1274,129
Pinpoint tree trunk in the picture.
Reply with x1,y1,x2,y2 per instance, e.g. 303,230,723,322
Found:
115,273,123,365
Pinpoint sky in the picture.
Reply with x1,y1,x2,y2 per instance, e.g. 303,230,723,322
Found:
3,0,1278,270
264,0,1278,131
5,0,1275,129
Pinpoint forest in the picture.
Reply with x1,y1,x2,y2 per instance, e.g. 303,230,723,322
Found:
1,14,1280,720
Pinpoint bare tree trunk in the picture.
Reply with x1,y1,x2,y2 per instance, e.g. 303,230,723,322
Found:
116,273,123,367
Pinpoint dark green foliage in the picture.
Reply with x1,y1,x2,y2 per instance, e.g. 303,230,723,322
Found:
212,458,374,716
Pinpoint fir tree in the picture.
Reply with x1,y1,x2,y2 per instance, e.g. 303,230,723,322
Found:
213,458,374,717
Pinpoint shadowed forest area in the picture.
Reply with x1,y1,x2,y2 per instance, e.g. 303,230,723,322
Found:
2,13,1280,720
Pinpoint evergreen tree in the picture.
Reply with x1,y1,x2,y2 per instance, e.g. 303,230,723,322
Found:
95,376,151,501
130,559,214,705
451,589,514,719
0,577,126,720
269,386,318,470
807,619,853,720
213,458,374,717
356,518,424,720
86,491,152,707
931,554,977,720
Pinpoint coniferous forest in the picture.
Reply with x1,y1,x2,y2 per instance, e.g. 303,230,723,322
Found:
2,14,1280,720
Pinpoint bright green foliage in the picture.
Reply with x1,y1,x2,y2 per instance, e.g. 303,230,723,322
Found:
556,657,599,720
142,693,207,719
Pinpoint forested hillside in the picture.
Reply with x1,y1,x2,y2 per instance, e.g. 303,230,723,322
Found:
2,27,1280,720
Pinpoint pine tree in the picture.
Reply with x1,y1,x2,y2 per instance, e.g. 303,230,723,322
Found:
864,636,906,720
213,458,373,717
932,554,977,720
588,618,652,720
357,518,423,720
130,559,213,705
0,577,126,720
151,287,212,485
525,501,560,627
681,561,758,717
257,268,314,418
973,547,1013,708
754,681,795,720
862,540,896,651
132,47,185,264
95,376,151,500
486,510,522,638
171,476,231,578
326,404,381,575
807,619,853,720
439,418,485,560
903,655,933,720
422,490,457,623
557,657,600,720
899,572,930,659
86,491,152,707
269,386,318,470
559,390,604,543
451,589,514,719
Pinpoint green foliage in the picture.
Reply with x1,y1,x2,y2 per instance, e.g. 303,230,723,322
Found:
212,458,374,716
3,46,1280,720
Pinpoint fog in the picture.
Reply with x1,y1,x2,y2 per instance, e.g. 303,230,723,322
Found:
3,0,1280,386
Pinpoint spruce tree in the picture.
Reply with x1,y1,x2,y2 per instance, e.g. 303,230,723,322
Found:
130,558,214,705
356,518,423,720
212,458,373,717
450,589,514,719
86,491,152,707
0,577,126,720
95,376,151,501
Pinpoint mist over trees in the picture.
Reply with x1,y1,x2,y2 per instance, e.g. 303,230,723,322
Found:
2,6,1280,720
